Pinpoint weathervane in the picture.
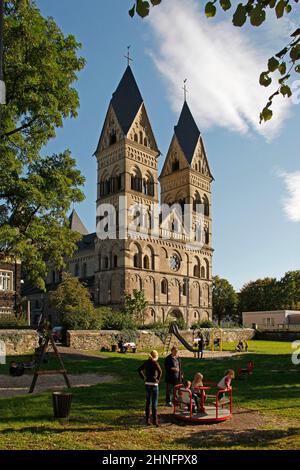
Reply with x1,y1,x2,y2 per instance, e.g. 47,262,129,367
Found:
124,45,133,67
183,78,188,102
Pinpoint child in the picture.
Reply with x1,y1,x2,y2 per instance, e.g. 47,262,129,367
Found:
217,369,235,400
191,372,205,410
178,380,197,412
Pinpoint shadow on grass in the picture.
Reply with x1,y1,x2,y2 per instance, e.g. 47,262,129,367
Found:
173,427,300,449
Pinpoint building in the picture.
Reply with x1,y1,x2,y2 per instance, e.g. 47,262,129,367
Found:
25,65,214,327
242,310,300,329
94,65,214,326
0,255,22,315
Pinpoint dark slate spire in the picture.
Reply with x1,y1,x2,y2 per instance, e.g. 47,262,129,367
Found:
174,101,200,164
111,66,143,135
69,209,89,235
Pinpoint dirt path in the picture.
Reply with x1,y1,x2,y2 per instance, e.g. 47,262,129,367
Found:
0,373,116,398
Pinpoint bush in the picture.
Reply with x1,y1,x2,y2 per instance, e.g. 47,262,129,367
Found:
61,307,103,330
99,308,137,331
191,319,216,329
0,314,29,329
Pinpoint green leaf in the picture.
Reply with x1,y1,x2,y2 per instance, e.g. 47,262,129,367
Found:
250,5,266,27
290,44,300,62
129,5,135,17
220,0,231,11
205,2,217,18
136,0,150,18
232,4,247,27
285,4,292,13
280,85,292,97
260,107,273,123
259,71,272,87
276,47,288,59
269,0,276,7
268,57,279,72
150,0,162,5
275,0,285,18
295,65,300,73
278,62,286,75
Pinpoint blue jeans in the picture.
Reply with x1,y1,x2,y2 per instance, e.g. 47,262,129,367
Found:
146,385,159,411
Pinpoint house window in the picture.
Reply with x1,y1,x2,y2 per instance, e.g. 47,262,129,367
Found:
0,271,13,291
161,279,167,295
113,255,118,268
82,263,87,278
75,264,79,277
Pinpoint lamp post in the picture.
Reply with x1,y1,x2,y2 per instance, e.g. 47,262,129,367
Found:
0,0,5,105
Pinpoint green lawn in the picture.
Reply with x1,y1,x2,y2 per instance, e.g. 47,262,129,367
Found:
0,340,299,450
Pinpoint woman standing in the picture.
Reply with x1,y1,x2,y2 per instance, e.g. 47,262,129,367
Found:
137,350,162,426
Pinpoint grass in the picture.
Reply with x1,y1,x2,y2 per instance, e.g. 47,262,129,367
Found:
0,340,299,450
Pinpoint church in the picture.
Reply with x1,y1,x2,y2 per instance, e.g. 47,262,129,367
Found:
25,64,214,327
93,65,214,326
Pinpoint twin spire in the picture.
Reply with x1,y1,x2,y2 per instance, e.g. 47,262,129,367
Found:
102,63,205,171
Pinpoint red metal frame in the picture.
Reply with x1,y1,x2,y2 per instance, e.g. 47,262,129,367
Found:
238,360,254,376
173,384,233,424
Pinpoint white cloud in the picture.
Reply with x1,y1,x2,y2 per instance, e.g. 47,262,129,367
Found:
147,0,291,139
280,171,300,222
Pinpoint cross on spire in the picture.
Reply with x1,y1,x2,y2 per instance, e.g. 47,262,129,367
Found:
183,79,188,102
124,45,133,67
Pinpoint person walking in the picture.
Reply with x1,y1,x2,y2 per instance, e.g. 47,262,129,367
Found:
197,334,204,359
137,350,162,426
164,346,183,406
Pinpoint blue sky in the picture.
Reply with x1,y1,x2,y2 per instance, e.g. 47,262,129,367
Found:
36,0,300,290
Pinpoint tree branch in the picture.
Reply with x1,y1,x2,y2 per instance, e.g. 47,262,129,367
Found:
0,117,38,139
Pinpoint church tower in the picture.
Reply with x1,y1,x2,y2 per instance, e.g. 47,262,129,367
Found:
94,65,160,308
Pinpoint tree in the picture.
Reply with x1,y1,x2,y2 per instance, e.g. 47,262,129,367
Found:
239,277,281,313
50,273,102,330
212,275,238,325
124,289,148,325
128,0,300,122
0,0,85,289
280,270,300,309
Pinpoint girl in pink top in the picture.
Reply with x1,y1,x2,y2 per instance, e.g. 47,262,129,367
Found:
217,369,235,400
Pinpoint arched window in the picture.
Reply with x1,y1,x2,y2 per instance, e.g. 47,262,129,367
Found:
144,137,148,147
134,133,138,142
172,159,180,172
205,228,209,245
109,130,117,146
193,192,202,212
104,256,109,270
75,264,79,277
203,195,209,217
143,255,150,269
201,266,206,278
113,255,118,268
161,279,167,295
194,265,200,277
134,254,139,268
139,131,143,144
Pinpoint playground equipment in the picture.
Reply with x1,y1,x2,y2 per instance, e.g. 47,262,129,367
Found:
164,323,195,355
238,360,254,378
173,383,232,424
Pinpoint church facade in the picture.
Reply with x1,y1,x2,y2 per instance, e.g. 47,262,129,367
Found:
94,66,214,326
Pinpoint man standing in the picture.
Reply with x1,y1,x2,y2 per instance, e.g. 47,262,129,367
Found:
164,346,183,406
197,334,204,359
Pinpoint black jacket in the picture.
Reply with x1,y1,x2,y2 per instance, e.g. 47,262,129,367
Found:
164,354,183,384
138,359,162,384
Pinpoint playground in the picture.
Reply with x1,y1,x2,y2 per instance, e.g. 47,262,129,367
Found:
0,340,299,450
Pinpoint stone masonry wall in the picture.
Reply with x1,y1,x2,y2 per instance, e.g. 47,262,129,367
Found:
67,328,255,351
0,330,39,355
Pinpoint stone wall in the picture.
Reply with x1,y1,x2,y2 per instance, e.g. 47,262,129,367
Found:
255,330,300,341
67,328,255,351
0,330,39,355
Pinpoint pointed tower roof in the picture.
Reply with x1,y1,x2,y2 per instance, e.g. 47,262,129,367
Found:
68,209,89,235
111,65,143,135
174,101,200,164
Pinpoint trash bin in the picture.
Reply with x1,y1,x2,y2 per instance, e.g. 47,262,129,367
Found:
111,344,117,352
52,392,73,419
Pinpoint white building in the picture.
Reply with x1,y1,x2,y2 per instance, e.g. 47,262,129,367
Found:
242,310,300,329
